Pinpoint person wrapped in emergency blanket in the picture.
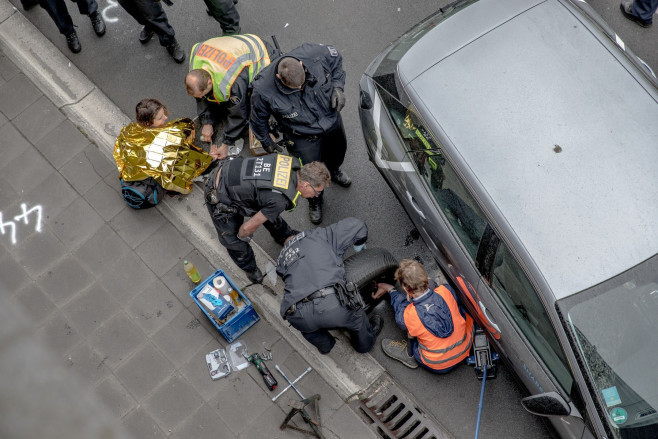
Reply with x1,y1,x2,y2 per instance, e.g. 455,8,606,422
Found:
114,98,219,209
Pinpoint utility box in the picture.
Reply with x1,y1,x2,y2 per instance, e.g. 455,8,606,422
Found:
190,269,260,342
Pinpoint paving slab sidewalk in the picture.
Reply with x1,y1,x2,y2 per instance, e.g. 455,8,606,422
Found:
0,5,381,438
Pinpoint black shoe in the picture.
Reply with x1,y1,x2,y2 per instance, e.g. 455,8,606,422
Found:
166,40,185,63
20,0,38,11
620,2,652,27
65,31,81,53
370,315,384,337
139,26,155,44
245,267,263,284
89,12,106,36
223,27,241,36
331,169,352,188
308,199,323,224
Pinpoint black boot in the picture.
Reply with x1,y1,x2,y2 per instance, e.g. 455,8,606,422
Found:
65,31,81,53
308,196,323,225
166,40,185,63
245,267,264,284
139,26,155,44
369,315,384,336
89,12,106,36
331,169,352,187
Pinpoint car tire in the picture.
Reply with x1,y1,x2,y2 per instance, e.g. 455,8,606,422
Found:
344,247,398,313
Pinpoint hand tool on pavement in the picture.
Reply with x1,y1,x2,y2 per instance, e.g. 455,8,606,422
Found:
245,353,277,391
280,394,324,439
274,365,305,399
272,367,312,402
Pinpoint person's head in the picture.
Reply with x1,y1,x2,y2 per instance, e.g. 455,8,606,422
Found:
185,69,213,98
394,259,429,297
276,57,305,89
296,161,330,199
135,98,169,128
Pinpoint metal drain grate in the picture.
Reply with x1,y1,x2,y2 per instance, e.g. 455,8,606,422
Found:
349,374,454,439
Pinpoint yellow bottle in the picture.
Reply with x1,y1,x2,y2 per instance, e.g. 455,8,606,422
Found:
228,286,242,307
184,260,201,283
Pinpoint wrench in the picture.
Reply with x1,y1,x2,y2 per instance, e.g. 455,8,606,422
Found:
274,365,308,400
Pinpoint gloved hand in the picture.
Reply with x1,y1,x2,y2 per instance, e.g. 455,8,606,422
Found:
331,88,346,112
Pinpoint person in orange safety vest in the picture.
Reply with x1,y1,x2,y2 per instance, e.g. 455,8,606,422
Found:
373,259,475,372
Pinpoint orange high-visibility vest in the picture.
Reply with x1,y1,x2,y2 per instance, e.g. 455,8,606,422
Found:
404,285,475,370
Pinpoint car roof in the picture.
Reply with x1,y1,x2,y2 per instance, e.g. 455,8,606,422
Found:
400,0,658,300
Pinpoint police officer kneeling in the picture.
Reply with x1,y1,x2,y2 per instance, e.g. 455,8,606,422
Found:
205,153,330,284
276,217,384,354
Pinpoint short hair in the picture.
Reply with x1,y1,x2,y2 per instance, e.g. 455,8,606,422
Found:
277,57,305,88
394,259,429,295
185,69,212,94
298,161,330,188
135,98,168,127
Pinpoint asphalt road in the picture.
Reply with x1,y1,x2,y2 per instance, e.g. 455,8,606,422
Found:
15,0,657,437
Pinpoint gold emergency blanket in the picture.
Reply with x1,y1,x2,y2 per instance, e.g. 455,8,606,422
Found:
113,118,213,195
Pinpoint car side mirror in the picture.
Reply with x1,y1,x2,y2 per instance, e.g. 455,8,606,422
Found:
521,392,571,417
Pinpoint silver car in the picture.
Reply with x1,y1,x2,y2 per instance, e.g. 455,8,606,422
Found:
358,0,658,438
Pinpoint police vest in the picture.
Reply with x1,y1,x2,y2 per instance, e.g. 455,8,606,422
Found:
220,154,301,210
189,34,271,103
404,286,475,370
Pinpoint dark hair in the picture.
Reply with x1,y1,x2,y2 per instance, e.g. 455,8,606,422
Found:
185,69,212,95
277,57,305,88
298,161,331,188
135,98,168,127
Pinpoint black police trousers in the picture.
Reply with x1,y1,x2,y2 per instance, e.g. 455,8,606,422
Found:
117,0,176,46
285,294,375,354
38,0,97,34
203,0,240,34
286,114,347,174
206,205,294,272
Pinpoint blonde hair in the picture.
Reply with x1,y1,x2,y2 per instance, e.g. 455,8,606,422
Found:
394,259,428,295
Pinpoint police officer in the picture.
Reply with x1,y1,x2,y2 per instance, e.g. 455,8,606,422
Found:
250,43,351,225
277,217,383,354
205,154,331,283
185,34,275,153
373,260,475,372
117,0,185,63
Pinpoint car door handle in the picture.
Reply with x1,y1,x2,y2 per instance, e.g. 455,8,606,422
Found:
479,300,501,334
405,191,426,220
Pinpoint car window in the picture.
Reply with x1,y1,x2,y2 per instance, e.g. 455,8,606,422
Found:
491,243,574,393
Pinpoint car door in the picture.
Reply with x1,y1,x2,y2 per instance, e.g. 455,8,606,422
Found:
478,236,592,438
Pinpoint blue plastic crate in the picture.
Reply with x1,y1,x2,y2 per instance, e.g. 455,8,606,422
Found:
190,269,260,342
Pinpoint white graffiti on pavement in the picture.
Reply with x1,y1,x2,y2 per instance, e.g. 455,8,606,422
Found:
0,204,44,245
102,0,120,24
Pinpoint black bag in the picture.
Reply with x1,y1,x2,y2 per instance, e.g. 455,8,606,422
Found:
120,178,162,209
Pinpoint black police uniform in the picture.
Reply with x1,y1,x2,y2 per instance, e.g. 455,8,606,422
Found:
205,154,300,273
117,0,176,47
250,43,347,174
38,0,98,35
276,217,374,354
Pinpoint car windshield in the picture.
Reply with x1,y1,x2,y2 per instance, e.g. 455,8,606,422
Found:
559,254,658,438
371,0,478,87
